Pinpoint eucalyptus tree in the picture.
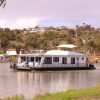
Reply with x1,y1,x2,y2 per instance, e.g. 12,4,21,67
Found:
94,33,100,51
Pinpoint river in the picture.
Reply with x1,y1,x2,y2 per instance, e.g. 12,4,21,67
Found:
0,63,100,99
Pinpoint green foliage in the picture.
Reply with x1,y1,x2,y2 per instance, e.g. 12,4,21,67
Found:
0,24,100,55
0,49,4,54
33,87,100,100
94,33,100,50
0,87,100,100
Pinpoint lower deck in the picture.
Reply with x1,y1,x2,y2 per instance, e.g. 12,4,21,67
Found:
10,62,95,71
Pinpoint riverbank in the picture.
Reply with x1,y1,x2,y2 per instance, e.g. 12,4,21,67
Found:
1,86,100,100
33,86,100,100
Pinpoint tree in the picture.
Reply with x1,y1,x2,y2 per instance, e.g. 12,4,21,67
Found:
0,30,10,53
94,33,100,50
0,0,6,8
1,36,10,53
74,38,83,49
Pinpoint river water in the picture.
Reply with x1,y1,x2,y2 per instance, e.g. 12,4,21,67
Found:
0,63,100,99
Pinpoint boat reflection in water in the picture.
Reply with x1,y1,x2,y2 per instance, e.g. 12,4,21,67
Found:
0,63,99,99
16,69,98,99
16,71,69,98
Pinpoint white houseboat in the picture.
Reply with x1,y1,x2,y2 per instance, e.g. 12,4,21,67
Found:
10,50,95,71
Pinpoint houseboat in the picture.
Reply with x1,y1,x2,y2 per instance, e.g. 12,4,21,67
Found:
10,50,95,71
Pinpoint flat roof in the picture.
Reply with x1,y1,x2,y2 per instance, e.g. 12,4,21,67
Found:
57,44,77,48
0,54,6,56
16,50,86,57
44,50,86,56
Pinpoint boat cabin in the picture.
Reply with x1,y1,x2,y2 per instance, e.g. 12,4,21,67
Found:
17,54,42,67
16,50,87,68
42,50,87,68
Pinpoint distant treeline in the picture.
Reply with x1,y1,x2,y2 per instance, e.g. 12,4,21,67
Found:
0,24,100,55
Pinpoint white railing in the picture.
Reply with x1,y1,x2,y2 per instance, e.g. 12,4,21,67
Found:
27,62,87,68
10,61,94,69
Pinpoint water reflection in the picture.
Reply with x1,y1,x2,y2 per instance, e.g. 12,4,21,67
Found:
0,63,100,99
16,71,69,98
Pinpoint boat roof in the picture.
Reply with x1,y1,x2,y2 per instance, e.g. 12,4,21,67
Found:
17,53,44,56
57,44,77,48
44,50,86,56
0,54,6,56
17,50,86,57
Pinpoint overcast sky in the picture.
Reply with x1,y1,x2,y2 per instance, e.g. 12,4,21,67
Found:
0,0,100,29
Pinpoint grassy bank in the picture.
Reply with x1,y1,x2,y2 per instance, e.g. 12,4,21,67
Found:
1,87,100,100
0,95,25,100
33,87,100,100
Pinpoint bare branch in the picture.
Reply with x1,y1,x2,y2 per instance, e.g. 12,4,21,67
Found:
0,0,6,8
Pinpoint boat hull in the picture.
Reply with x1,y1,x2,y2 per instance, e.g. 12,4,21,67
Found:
30,66,95,71
10,65,95,71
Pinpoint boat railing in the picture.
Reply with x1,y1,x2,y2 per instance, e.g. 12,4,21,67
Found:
17,52,45,57
10,61,94,69
10,61,30,68
10,62,17,68
28,63,89,68
40,63,88,68
26,50,46,55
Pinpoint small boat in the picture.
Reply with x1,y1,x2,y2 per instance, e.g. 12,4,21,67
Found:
10,50,95,71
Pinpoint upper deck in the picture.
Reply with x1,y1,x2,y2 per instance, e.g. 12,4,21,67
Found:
17,50,46,57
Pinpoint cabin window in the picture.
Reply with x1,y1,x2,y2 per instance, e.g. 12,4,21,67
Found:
36,57,41,62
62,57,67,64
39,57,41,61
82,57,84,60
71,57,75,64
53,57,59,62
31,57,34,62
21,57,26,62
44,57,52,64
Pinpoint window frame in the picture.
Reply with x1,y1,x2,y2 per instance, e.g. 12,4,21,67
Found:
62,57,67,64
71,57,75,64
53,57,59,62
44,57,52,64
30,57,34,62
